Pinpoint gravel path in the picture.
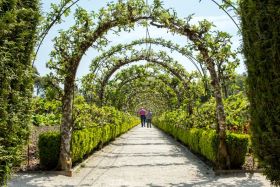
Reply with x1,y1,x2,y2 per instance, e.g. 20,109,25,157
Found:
9,125,272,187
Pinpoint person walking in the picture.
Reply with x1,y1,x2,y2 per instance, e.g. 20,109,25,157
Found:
146,110,152,128
138,107,146,127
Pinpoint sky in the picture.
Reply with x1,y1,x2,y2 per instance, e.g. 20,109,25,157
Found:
36,0,244,80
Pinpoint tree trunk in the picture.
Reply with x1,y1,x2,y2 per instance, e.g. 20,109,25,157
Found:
59,75,75,171
208,62,230,169
223,83,228,98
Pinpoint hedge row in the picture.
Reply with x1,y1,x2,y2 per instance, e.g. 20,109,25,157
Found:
39,115,139,169
153,120,249,169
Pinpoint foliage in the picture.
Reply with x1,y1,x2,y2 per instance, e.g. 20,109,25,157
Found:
34,73,62,100
240,0,280,185
153,116,249,169
154,92,249,133
224,93,250,132
90,49,191,106
38,132,61,169
92,63,189,112
39,104,139,169
46,0,240,169
0,0,39,185
32,97,62,126
226,132,249,168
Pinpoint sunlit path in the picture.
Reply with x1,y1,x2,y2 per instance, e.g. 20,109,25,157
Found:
9,125,271,187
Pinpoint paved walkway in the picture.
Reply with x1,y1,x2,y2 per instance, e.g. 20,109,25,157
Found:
9,125,271,187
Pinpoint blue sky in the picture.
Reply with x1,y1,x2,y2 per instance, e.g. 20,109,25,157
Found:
36,0,243,79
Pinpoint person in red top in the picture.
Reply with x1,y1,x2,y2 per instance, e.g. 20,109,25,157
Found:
138,107,147,127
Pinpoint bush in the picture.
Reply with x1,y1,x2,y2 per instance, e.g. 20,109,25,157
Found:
38,132,60,169
32,97,62,126
226,132,249,168
154,120,249,169
38,107,139,169
188,129,203,153
199,130,218,162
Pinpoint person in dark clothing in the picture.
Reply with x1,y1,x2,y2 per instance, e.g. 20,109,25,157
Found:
146,110,152,128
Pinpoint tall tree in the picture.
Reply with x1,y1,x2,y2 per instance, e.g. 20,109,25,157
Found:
0,0,39,185
240,0,280,185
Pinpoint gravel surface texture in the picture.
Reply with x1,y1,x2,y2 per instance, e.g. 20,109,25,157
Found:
9,125,272,187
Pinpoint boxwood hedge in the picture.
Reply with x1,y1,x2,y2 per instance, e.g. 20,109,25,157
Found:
39,113,139,169
153,120,249,169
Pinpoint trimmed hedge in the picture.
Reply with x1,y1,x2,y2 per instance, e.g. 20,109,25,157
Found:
39,117,139,169
38,132,61,169
154,120,249,169
0,0,39,184
240,0,280,185
226,133,249,168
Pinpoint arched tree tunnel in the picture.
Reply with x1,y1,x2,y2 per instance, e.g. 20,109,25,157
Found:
106,64,188,109
106,74,184,111
92,50,191,106
90,37,210,95
48,0,240,172
2,0,279,185
83,63,188,109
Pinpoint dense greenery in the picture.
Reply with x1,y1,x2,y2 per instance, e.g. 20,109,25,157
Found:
0,0,39,184
32,97,62,126
46,0,241,169
1,0,278,185
240,0,280,185
101,64,188,111
149,92,249,133
39,103,139,169
153,114,249,169
38,132,61,169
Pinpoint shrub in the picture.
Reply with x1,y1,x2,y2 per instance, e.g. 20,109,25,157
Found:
38,132,60,169
38,107,139,169
199,130,218,162
226,132,249,168
188,129,203,153
154,120,249,169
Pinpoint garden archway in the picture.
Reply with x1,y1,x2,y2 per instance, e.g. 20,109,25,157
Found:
91,50,191,106
51,0,234,170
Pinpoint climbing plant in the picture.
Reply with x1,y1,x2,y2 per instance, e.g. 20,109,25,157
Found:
0,0,39,185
